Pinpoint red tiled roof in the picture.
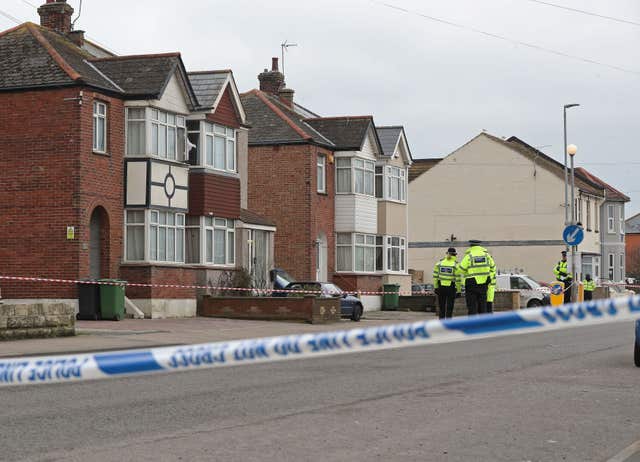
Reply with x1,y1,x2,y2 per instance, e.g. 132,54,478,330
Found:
575,167,629,201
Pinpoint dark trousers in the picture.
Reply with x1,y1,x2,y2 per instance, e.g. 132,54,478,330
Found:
465,279,488,315
584,291,593,301
562,280,572,304
437,285,456,319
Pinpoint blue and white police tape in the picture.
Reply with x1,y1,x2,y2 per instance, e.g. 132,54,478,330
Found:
2,295,639,387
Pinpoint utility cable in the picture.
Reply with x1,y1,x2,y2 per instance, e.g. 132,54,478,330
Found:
523,0,640,28
371,1,640,77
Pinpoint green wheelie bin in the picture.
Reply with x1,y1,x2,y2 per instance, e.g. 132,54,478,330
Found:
382,283,400,310
98,279,126,321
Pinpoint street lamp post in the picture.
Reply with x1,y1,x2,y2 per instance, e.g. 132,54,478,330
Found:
568,143,578,299
563,104,580,226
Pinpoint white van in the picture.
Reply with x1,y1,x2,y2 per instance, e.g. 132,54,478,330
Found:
496,273,550,308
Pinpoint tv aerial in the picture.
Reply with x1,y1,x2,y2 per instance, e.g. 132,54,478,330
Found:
280,40,298,76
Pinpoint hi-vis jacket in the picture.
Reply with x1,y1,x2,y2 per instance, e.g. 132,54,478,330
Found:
583,279,596,292
554,260,569,281
432,257,462,289
458,245,496,285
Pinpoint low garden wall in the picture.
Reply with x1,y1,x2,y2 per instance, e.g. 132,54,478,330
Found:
0,302,75,340
199,295,341,324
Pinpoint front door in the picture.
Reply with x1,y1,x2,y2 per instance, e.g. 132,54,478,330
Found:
89,209,101,279
316,233,327,282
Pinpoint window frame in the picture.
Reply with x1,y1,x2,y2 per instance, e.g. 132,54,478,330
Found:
203,217,235,266
317,155,326,194
149,210,185,263
93,101,107,153
335,156,375,196
386,236,406,272
336,232,378,273
586,197,591,231
608,205,615,233
385,166,406,202
608,253,615,280
203,122,236,173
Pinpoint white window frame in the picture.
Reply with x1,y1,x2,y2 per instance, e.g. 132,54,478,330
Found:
586,197,591,231
608,253,615,280
124,210,145,261
150,210,185,263
317,155,326,193
204,123,236,173
620,254,625,279
577,197,583,224
93,101,107,153
386,236,406,273
335,157,375,196
204,217,235,266
336,232,380,273
385,166,406,202
608,205,615,233
620,206,625,236
595,203,599,232
126,107,146,156
150,109,186,161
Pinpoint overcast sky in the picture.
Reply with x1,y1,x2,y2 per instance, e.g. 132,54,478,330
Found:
4,0,640,214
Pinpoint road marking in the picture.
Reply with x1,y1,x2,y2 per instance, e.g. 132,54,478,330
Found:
607,439,640,462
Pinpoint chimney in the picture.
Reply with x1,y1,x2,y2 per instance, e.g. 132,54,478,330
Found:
67,30,85,47
278,88,294,108
258,57,285,95
38,0,74,35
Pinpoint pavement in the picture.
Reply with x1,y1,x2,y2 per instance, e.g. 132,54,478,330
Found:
1,321,638,461
0,310,436,358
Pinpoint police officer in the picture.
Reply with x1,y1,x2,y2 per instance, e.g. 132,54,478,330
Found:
458,240,496,315
433,247,461,319
554,250,572,303
583,274,595,301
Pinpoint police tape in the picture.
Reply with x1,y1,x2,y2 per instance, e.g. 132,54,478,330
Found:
0,274,426,296
1,295,639,387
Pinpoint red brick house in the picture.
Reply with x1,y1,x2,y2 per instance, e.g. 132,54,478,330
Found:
0,0,275,317
241,59,413,309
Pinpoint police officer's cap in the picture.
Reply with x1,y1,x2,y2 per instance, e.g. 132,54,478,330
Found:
561,250,567,255
469,239,482,245
447,247,457,255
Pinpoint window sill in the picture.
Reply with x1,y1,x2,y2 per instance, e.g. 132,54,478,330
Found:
317,191,329,196
93,151,110,157
377,198,407,205
121,261,237,270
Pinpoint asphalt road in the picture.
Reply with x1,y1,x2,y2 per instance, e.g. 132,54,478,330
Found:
1,322,639,462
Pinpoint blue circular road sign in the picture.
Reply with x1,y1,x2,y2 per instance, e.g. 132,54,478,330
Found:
563,224,584,246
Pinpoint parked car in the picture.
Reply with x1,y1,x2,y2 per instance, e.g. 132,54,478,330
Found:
496,273,550,308
269,268,296,297
284,281,363,321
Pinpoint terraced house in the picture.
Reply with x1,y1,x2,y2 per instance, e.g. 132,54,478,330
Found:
241,59,412,309
0,0,275,317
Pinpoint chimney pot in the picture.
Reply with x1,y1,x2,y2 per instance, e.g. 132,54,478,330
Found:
271,57,279,71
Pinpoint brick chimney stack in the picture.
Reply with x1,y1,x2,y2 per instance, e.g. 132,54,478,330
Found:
38,0,74,35
278,88,295,108
258,57,285,95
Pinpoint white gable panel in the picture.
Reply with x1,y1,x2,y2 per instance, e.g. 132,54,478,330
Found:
126,161,147,206
150,73,190,114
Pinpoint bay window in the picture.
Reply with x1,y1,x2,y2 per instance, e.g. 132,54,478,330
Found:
386,166,406,202
336,233,384,273
204,123,236,172
387,236,406,272
335,157,374,195
126,107,186,160
150,210,185,262
204,217,235,265
124,209,185,263
608,205,615,233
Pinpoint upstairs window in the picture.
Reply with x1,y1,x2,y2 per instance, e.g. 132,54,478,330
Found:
586,198,591,231
151,109,186,161
336,157,374,195
620,207,625,236
386,166,406,202
126,108,146,155
608,205,615,233
204,123,236,172
317,155,326,193
93,101,107,153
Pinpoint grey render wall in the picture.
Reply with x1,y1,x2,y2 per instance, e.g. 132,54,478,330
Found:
600,200,626,281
